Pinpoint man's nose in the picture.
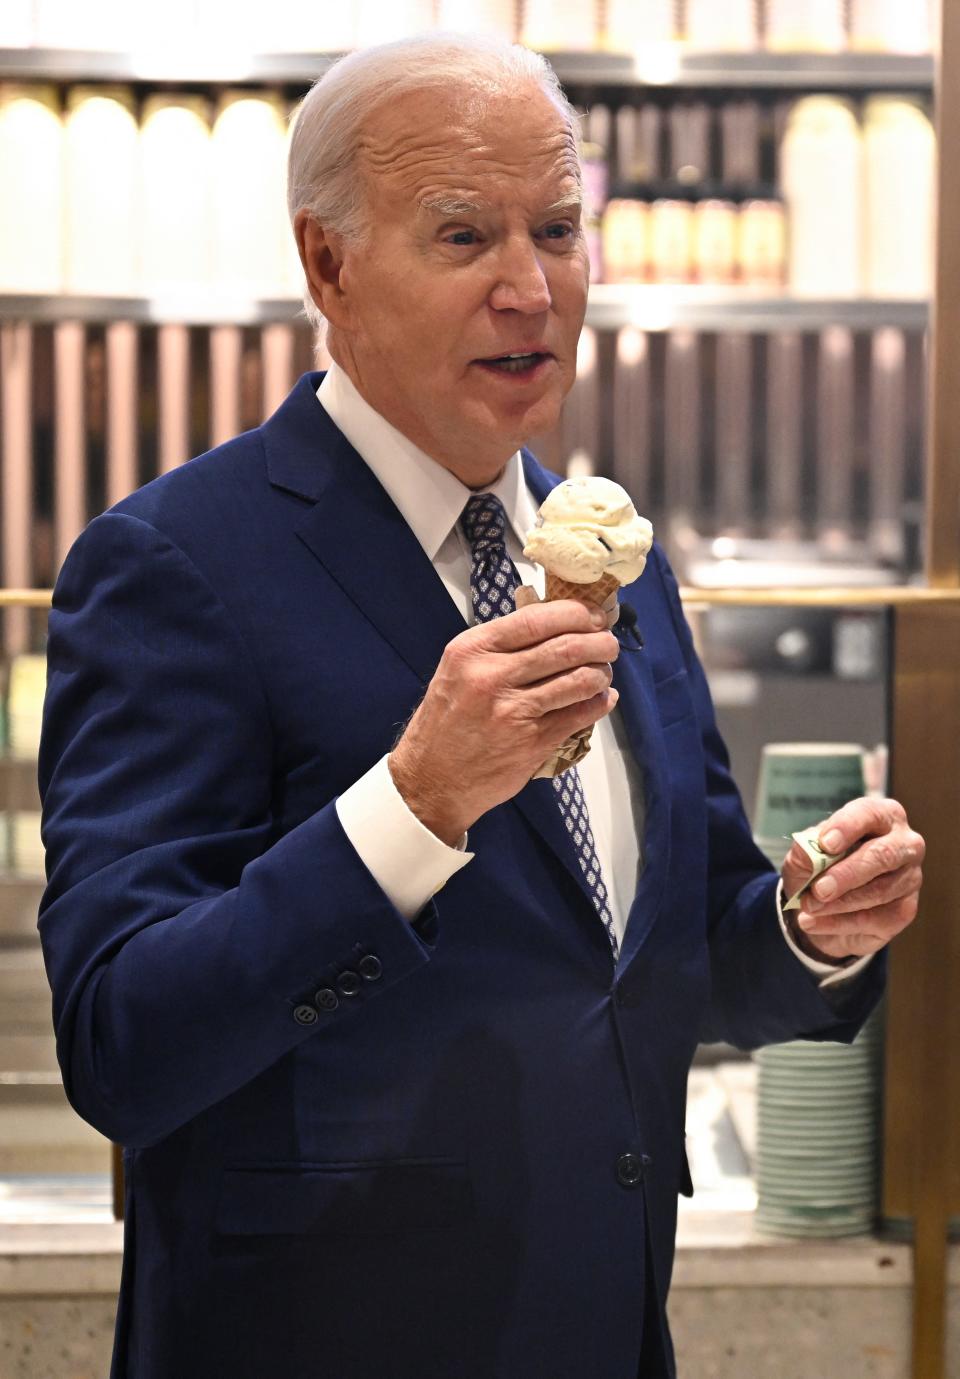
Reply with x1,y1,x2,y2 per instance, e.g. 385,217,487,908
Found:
488,238,552,314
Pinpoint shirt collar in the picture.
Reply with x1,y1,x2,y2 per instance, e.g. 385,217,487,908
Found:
317,362,536,560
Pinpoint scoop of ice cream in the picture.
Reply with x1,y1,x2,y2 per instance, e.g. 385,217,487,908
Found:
523,477,653,585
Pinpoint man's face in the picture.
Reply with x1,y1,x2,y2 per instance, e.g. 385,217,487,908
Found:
327,84,590,484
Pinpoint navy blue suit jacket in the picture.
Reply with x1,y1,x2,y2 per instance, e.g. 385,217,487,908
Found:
39,372,882,1378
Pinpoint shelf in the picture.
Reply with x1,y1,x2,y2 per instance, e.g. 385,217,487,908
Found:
4,588,959,614
0,47,935,91
585,287,929,332
0,290,930,332
546,49,935,91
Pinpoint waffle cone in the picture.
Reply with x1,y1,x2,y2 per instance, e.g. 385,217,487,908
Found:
544,569,621,609
528,568,622,780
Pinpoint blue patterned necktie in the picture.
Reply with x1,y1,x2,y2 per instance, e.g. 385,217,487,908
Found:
459,493,620,960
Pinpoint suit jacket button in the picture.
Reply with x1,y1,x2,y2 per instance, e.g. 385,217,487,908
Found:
358,954,383,982
315,988,339,1012
337,970,362,997
616,1152,645,1188
294,1004,318,1026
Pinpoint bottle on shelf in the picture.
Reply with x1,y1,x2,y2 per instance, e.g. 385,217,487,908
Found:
601,196,650,284
522,0,598,51
0,84,62,294
685,0,758,52
737,187,787,289
604,0,675,51
765,0,845,53
140,95,213,294
64,86,140,296
781,96,863,295
862,97,935,298
649,183,696,285
693,189,739,285
849,0,933,55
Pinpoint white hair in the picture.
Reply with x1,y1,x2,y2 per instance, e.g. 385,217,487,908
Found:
286,33,582,336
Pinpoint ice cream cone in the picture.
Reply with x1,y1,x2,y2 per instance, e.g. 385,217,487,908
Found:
529,569,621,780
544,570,621,609
522,476,653,781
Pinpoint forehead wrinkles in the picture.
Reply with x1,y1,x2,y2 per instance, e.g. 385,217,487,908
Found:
358,108,581,206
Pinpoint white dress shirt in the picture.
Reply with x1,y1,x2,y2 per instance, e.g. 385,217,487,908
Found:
321,363,867,987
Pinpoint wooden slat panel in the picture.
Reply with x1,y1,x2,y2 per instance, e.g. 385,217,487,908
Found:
766,333,803,538
0,322,32,655
664,330,700,529
868,328,907,564
53,322,85,567
105,321,138,508
816,325,855,543
715,333,752,534
209,324,242,449
613,327,651,505
157,324,190,474
261,323,295,420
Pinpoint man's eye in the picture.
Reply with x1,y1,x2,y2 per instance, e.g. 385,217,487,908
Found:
446,229,477,246
542,223,574,241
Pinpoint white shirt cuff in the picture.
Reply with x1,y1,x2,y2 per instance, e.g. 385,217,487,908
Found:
335,755,474,921
775,878,874,990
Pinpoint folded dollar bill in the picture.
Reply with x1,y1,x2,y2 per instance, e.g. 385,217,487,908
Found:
782,825,853,912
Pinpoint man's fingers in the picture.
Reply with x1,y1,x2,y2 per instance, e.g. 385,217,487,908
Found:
478,599,606,652
803,864,924,916
505,629,619,687
538,687,619,744
796,891,918,941
815,796,907,855
519,662,615,716
807,828,925,905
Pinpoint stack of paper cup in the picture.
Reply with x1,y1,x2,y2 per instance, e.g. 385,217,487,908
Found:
752,741,881,1238
755,1011,883,1237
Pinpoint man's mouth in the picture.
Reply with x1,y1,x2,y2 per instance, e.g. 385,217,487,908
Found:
475,351,553,376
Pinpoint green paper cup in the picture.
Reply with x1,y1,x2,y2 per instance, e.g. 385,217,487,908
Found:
753,742,867,842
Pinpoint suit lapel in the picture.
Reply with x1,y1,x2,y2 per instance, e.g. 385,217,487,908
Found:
608,596,671,969
263,372,466,688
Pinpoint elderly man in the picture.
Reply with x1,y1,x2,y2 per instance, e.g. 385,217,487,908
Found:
39,33,923,1379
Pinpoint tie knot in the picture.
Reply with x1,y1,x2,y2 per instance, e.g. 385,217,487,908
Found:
460,493,509,555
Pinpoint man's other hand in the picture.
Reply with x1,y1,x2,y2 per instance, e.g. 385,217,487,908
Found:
781,797,925,961
388,600,620,846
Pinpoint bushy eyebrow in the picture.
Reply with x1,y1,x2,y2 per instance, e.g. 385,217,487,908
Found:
417,190,583,218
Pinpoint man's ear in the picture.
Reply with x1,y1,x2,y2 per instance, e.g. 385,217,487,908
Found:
295,211,350,329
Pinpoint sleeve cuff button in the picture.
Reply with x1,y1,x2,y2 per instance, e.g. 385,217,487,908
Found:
358,954,383,982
